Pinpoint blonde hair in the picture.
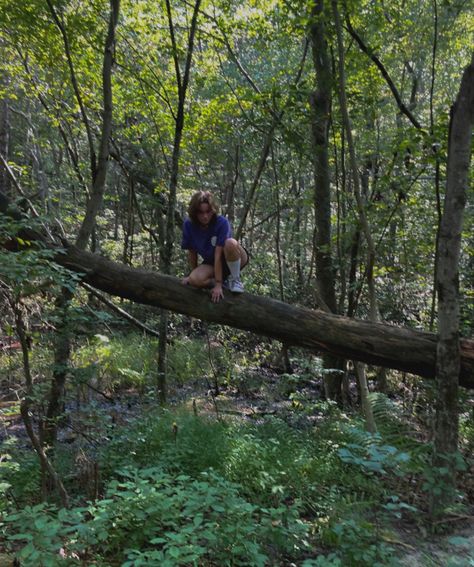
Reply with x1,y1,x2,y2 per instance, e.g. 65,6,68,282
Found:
188,191,219,224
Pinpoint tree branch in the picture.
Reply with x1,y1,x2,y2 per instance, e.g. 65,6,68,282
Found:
76,0,121,249
46,0,97,177
345,15,423,131
81,281,161,338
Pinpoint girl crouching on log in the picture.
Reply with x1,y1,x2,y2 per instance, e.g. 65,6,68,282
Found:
181,191,248,303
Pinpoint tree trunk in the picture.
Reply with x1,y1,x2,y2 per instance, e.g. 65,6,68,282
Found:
332,0,378,427
431,58,474,515
38,244,473,388
309,0,343,401
0,93,10,196
1,190,474,389
157,0,202,403
6,294,69,507
44,0,120,445
42,293,72,447
75,0,120,249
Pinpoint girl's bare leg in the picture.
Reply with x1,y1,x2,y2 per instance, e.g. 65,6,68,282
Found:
188,264,215,288
223,239,248,267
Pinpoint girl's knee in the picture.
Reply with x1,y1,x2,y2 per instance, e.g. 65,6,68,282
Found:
189,274,203,287
189,268,213,287
224,238,239,251
225,238,246,263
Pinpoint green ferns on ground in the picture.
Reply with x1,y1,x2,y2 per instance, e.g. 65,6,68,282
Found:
1,403,433,566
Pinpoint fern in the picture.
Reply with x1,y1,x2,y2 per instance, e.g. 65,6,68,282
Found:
369,393,430,471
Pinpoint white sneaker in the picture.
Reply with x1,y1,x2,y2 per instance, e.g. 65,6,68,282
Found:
229,277,244,293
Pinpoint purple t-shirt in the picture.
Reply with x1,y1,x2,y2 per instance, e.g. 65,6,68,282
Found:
181,215,232,264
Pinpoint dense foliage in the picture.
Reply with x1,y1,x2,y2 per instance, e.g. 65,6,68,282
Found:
0,0,473,564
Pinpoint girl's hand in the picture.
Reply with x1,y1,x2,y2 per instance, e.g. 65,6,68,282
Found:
211,283,224,303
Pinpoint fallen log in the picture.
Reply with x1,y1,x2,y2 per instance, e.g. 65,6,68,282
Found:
1,190,473,388
58,244,474,388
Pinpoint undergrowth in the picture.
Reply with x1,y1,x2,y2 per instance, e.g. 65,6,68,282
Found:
1,403,427,565
1,332,473,565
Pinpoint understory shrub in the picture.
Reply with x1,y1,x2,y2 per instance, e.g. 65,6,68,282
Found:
99,409,230,479
73,334,158,391
3,467,310,566
167,337,212,385
72,335,225,393
99,410,374,511
0,440,41,508
2,403,430,565
312,516,398,567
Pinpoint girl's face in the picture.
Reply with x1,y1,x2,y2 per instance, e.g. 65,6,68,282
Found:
197,203,213,227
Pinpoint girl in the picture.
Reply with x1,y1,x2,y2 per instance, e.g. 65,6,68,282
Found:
181,191,248,303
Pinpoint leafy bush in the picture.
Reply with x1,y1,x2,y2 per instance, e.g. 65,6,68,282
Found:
92,467,308,565
99,409,380,521
302,427,420,566
3,405,432,565
72,335,218,392
0,214,82,298
73,334,158,391
319,517,398,567
167,337,212,385
0,440,41,508
3,468,310,566
337,436,411,476
3,503,85,566
369,393,431,471
0,439,21,512
223,417,342,506
99,409,230,479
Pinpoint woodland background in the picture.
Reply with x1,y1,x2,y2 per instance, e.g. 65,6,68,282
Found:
0,0,473,565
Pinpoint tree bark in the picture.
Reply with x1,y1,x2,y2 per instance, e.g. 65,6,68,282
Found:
309,0,343,401
309,0,336,314
431,58,474,514
42,244,473,388
1,191,473,389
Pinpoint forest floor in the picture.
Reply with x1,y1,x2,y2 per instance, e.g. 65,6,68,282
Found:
1,364,473,566
174,377,474,566
399,528,474,567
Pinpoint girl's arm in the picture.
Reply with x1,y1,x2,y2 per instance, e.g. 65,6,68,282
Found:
212,246,224,302
182,250,198,285
188,250,198,270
